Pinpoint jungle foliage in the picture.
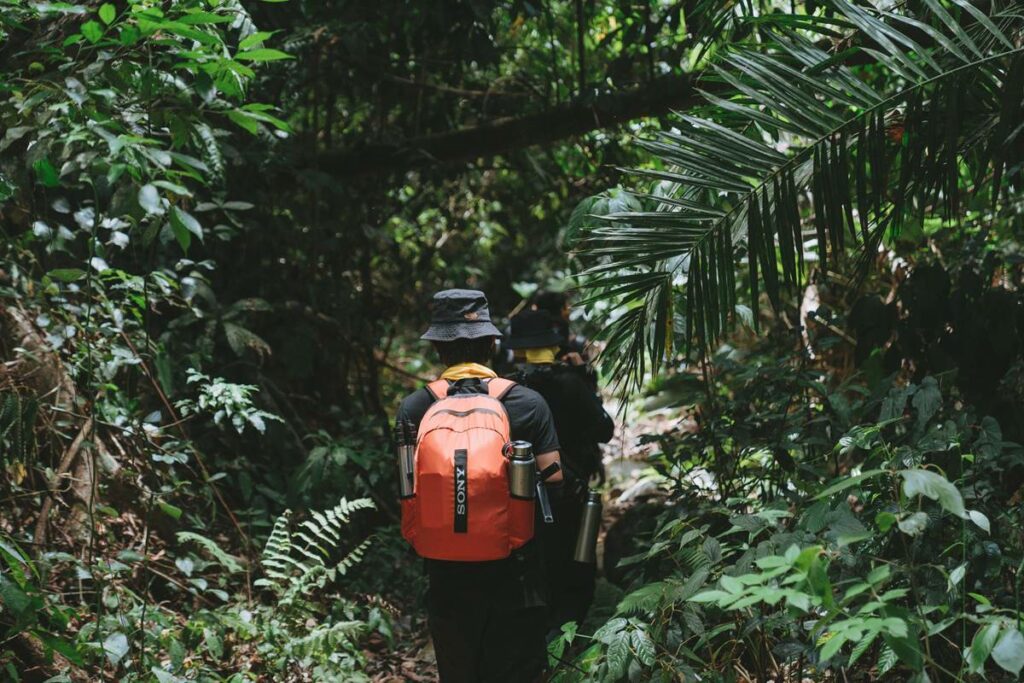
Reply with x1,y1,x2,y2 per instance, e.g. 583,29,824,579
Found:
563,1,1024,681
2,0,1024,681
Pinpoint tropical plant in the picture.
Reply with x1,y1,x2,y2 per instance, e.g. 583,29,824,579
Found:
251,497,377,679
577,0,1024,387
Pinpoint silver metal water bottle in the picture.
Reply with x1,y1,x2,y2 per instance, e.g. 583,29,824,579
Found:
573,490,602,564
507,440,536,499
395,420,415,499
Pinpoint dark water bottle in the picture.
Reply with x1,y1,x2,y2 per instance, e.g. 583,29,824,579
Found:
395,420,415,499
573,490,602,564
507,440,536,499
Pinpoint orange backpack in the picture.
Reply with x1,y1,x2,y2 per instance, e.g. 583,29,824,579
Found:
401,378,535,561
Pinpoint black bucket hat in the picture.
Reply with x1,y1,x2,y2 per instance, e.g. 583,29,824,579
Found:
505,309,563,350
420,289,503,341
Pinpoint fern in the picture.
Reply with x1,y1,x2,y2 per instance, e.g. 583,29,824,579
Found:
255,497,374,608
175,531,245,574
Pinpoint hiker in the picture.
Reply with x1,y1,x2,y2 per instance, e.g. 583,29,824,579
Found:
505,308,614,633
396,289,563,683
531,290,598,390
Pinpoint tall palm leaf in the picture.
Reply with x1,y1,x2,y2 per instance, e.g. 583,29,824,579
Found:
575,0,1024,389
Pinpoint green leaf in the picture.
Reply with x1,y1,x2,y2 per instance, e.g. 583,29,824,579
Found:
0,575,32,616
720,575,743,594
33,159,59,187
98,3,115,24
605,627,630,679
689,590,730,603
992,629,1024,676
138,184,163,214
235,48,292,62
158,501,182,520
949,564,966,588
46,268,86,282
81,20,103,43
226,110,259,134
899,469,967,519
150,668,185,683
968,510,990,534
969,622,1000,674
813,470,886,500
819,632,847,662
911,376,941,429
102,632,129,666
170,206,203,243
630,628,655,666
238,31,275,50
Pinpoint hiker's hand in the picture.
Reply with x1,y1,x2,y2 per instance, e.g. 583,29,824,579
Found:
564,352,585,366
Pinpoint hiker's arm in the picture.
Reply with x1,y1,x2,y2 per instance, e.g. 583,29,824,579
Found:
536,450,563,483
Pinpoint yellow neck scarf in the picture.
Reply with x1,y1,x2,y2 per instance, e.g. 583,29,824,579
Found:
522,346,559,365
440,362,497,381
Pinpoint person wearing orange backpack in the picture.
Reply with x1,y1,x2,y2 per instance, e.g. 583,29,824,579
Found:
395,289,563,683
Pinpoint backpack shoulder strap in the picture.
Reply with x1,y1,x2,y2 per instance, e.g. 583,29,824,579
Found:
425,379,450,401
486,377,516,400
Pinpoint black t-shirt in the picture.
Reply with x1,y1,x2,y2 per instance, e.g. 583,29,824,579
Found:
396,376,561,610
509,364,614,481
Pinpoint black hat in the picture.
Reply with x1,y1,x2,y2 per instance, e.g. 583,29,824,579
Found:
420,289,503,342
505,309,563,350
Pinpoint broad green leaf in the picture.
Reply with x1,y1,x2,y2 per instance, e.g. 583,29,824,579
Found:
819,632,846,661
170,219,191,252
235,48,292,62
0,575,32,615
720,575,742,594
968,622,1000,674
138,184,163,214
227,110,259,134
630,628,655,666
899,469,966,519
33,159,59,187
876,511,896,532
968,510,990,533
948,564,966,588
992,628,1024,676
103,632,129,666
170,206,203,242
81,20,103,43
238,30,275,50
98,3,115,24
605,628,630,679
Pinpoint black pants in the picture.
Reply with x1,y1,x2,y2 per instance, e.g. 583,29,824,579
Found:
427,595,546,682
542,491,596,632
426,559,547,682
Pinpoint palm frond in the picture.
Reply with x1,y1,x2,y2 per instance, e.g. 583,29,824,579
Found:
577,1,1024,388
